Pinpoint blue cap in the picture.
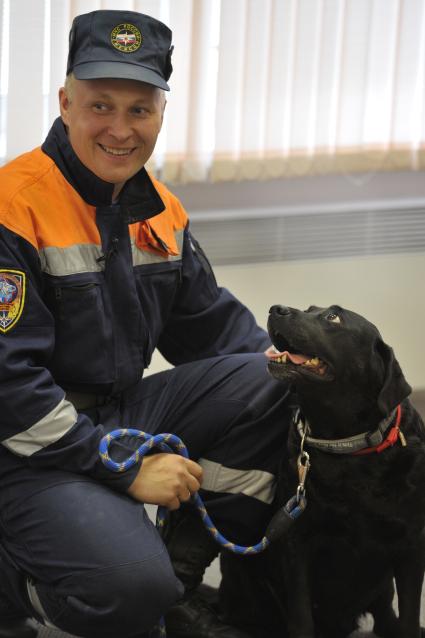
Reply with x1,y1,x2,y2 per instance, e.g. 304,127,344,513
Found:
67,10,173,90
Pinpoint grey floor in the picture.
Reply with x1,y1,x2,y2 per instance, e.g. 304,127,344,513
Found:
36,390,425,638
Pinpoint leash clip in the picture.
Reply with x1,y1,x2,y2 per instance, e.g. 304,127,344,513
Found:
297,450,310,502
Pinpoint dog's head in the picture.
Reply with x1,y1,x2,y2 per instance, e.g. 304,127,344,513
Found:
267,304,411,418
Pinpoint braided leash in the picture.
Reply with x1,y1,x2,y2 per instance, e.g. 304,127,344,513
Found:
99,428,307,637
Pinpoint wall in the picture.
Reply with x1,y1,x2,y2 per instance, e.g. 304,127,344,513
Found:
147,170,425,391
147,252,424,390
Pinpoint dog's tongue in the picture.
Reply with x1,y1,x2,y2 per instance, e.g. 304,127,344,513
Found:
285,352,310,364
268,350,310,365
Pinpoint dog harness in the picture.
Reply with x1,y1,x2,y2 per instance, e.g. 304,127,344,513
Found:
295,405,405,455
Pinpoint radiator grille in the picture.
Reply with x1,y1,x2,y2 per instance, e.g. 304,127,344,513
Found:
190,205,425,265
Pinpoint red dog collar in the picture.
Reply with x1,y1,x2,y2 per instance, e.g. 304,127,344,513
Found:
296,405,405,455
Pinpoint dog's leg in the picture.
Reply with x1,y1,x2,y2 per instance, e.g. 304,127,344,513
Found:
394,551,424,638
283,538,315,638
369,578,398,638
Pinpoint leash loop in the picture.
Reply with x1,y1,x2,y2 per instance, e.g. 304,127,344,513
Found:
100,428,307,638
99,429,285,553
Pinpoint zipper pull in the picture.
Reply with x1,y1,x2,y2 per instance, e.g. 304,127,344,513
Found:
108,237,119,258
96,237,119,265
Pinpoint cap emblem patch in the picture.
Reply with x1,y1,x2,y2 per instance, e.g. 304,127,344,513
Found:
0,270,26,333
111,23,142,53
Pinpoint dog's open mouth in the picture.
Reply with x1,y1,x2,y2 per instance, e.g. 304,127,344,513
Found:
267,345,330,379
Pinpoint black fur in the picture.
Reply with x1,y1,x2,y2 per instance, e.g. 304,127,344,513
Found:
220,305,425,638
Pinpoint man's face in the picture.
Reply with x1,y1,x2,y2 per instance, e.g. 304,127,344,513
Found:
59,77,165,196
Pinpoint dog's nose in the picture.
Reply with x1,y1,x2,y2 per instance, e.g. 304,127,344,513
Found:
269,305,291,316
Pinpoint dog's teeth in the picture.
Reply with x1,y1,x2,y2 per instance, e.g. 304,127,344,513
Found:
282,353,287,363
304,357,320,367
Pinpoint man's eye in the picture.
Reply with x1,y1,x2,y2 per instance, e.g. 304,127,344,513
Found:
133,107,148,115
326,313,341,323
93,103,108,112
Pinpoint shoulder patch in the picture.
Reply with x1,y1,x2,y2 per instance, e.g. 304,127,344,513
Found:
0,270,26,333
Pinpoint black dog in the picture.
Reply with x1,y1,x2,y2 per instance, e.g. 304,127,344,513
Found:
220,304,425,638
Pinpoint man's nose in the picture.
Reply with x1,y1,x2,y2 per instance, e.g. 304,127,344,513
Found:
107,113,134,141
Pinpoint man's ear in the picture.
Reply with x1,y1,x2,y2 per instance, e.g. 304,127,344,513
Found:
58,87,70,125
160,94,167,126
375,339,411,415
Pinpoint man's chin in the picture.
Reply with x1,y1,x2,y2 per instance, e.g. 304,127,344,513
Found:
94,165,143,189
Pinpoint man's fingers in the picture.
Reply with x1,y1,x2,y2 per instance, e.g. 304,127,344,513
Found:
186,458,203,481
178,488,192,503
167,497,181,511
127,453,203,508
186,474,201,495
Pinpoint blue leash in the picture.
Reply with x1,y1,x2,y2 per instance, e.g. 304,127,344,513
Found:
99,429,306,636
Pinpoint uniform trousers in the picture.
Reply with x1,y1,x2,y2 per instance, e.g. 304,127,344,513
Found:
0,353,291,638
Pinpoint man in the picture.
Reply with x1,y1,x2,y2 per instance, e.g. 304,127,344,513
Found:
0,10,290,638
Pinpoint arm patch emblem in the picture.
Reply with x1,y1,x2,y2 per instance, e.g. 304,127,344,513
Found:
0,270,26,333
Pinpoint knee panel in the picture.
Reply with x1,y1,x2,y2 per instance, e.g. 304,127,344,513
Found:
37,549,183,638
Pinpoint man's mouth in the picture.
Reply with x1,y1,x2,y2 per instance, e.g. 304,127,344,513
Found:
99,144,135,157
267,345,328,376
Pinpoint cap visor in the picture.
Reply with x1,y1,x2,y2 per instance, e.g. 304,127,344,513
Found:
73,61,169,90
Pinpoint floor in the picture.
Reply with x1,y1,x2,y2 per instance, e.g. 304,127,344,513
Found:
35,390,425,637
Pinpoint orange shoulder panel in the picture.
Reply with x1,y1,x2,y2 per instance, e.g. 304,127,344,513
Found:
136,176,188,255
150,176,189,231
0,148,99,249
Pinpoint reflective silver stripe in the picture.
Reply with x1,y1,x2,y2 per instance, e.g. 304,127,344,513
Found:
2,397,78,456
27,579,58,629
198,458,275,505
38,229,184,275
39,243,103,276
131,228,184,266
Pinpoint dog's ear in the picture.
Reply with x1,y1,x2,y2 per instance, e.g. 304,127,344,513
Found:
375,339,411,415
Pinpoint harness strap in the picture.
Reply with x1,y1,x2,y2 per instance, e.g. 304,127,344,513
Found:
296,406,402,455
353,405,403,455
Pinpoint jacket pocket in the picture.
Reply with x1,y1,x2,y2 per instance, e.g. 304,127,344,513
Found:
134,262,181,364
44,275,116,386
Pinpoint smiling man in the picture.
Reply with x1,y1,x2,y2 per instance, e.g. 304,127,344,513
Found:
59,75,166,200
0,9,292,638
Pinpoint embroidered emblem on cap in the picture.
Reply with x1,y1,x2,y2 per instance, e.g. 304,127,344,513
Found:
0,270,26,333
111,23,142,53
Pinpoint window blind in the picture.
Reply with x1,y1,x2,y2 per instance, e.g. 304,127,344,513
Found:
0,0,424,184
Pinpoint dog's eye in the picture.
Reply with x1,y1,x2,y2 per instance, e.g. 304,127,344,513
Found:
326,313,341,323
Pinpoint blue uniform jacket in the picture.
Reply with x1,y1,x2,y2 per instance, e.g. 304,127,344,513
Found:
0,118,269,492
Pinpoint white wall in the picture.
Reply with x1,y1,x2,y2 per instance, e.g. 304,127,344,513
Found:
145,169,425,391
148,251,425,390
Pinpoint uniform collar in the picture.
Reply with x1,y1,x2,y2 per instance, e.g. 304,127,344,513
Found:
41,117,165,222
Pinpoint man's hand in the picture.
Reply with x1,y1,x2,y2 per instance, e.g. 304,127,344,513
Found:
126,453,203,510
